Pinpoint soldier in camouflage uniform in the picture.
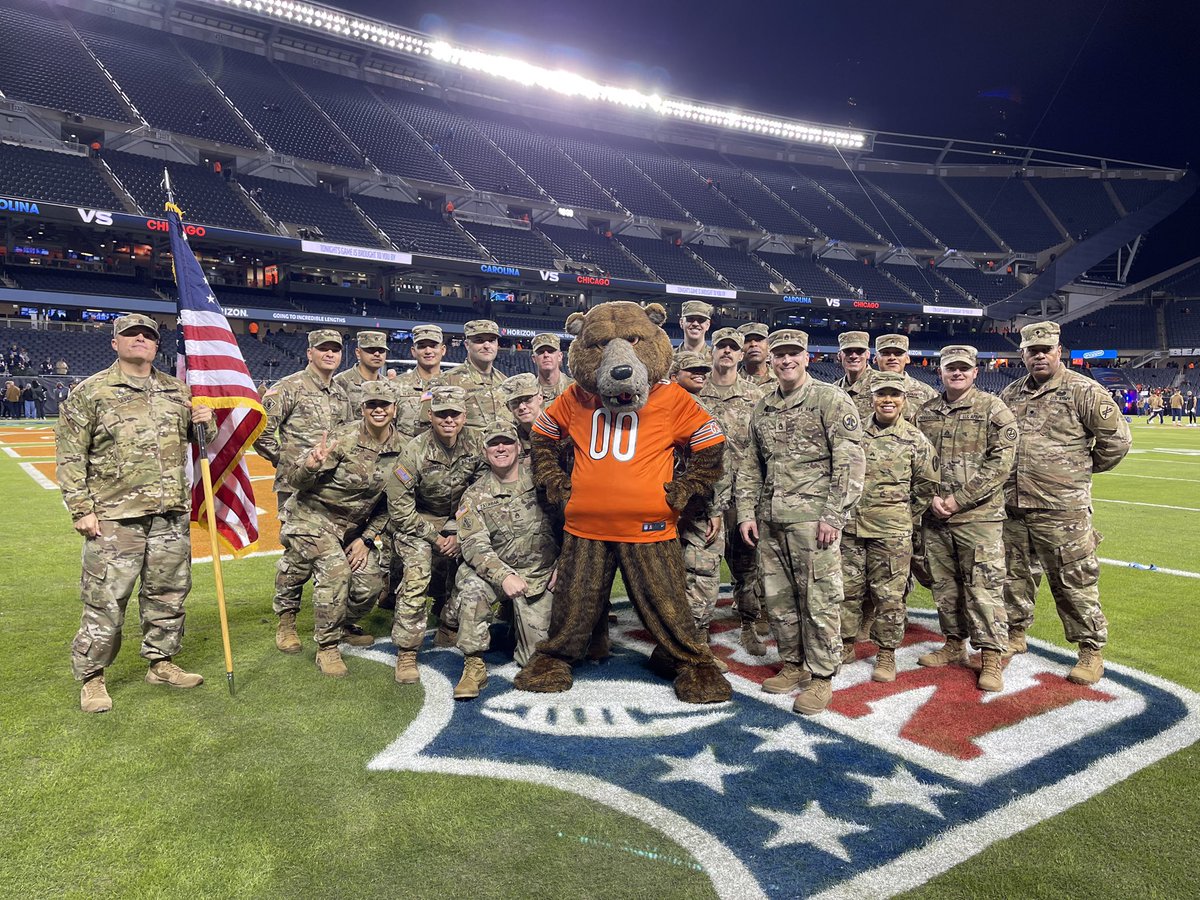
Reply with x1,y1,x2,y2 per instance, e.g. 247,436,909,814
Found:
999,321,1131,685
738,322,776,388
833,331,876,420
840,372,939,683
253,328,351,651
386,385,487,684
393,324,447,441
737,329,865,715
56,314,215,712
446,319,512,434
702,328,768,656
531,332,574,402
333,330,389,413
500,372,543,455
451,421,561,699
915,345,1018,693
673,299,712,366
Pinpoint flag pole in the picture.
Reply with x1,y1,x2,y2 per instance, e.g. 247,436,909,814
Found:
167,169,236,696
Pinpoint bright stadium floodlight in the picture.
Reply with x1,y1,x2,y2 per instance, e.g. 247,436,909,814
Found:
207,0,869,150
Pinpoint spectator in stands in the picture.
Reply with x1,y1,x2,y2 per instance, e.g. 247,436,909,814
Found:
55,358,69,376
41,358,53,376
1147,390,1165,425
1170,388,1185,426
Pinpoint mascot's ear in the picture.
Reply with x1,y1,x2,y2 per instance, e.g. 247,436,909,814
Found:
642,302,667,327
565,312,586,337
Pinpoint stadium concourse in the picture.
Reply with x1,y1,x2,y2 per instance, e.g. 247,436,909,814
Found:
3,1,1200,899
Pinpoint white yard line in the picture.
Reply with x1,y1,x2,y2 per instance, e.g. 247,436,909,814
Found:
18,462,57,489
1097,472,1200,483
1100,557,1200,580
193,548,283,564
1094,498,1200,513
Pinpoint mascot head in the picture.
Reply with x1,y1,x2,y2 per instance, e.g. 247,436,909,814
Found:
566,301,674,413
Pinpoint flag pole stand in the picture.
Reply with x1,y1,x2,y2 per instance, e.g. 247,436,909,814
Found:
195,426,236,696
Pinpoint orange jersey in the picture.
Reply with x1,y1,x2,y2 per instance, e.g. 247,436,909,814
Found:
533,382,725,542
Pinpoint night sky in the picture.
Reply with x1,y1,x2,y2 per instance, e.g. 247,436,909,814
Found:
339,0,1198,281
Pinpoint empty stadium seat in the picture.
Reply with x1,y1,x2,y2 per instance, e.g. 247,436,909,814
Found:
460,222,559,268
946,177,1064,251
865,172,1000,252
237,173,384,247
615,235,725,288
105,150,263,231
0,143,121,209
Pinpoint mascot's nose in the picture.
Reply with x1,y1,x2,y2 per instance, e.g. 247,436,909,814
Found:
611,365,633,381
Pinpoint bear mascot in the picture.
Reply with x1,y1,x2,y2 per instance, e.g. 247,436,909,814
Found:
512,301,733,704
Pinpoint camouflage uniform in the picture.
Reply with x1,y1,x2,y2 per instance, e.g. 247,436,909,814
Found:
276,409,405,646
538,374,574,403
447,319,513,434
915,351,1018,652
736,333,866,678
738,323,777,389
392,368,444,439
386,414,487,650
999,330,1131,650
56,356,216,680
454,461,560,666
833,370,876,421
333,368,382,418
841,380,939,649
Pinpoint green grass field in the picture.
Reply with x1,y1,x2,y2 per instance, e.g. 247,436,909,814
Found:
2,418,1199,899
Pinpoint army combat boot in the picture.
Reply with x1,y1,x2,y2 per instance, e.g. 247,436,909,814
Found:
1068,646,1104,685
316,645,348,677
739,619,766,656
340,623,375,648
856,612,876,643
145,659,204,688
793,675,833,715
700,626,729,673
977,649,1004,692
762,662,811,694
453,655,488,700
917,638,968,668
80,673,112,713
872,648,897,683
275,611,302,654
841,639,856,664
394,650,419,684
1003,626,1028,659
755,608,771,637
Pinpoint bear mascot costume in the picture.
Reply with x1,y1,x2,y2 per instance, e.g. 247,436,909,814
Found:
513,301,733,704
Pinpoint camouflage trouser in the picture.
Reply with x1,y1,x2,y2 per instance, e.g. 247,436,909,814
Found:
71,513,191,681
273,490,305,612
724,506,761,623
1003,507,1107,649
390,531,460,651
924,519,1008,651
680,513,723,629
756,521,844,677
841,532,911,648
274,531,384,645
910,526,932,589
453,566,553,666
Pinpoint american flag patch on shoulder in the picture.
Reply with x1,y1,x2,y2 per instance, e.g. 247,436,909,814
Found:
394,464,413,484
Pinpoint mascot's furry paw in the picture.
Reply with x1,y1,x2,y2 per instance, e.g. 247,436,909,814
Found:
663,479,694,512
513,653,573,692
543,477,572,511
647,644,678,680
674,663,733,704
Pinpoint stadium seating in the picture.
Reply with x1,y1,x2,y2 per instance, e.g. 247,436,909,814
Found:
105,151,264,231
731,157,875,242
690,245,777,292
1031,178,1121,238
881,263,959,305
865,172,1000,252
535,224,650,280
795,165,927,249
1060,303,1159,349
622,143,754,230
946,177,1064,251
353,194,480,260
754,250,846,297
6,265,161,299
0,143,120,209
236,173,384,247
936,266,1020,305
1164,302,1200,345
673,150,811,236
0,323,124,377
1109,178,1174,214
460,222,559,268
614,235,725,288
820,257,920,305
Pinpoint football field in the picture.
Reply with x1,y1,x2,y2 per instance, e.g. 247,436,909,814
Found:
2,418,1199,899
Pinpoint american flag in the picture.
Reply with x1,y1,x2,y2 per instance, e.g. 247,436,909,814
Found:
168,203,266,556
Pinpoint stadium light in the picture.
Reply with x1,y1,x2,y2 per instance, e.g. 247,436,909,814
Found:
207,0,868,151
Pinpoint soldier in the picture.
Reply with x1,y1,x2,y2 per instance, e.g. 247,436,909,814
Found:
840,372,939,683
737,329,865,715
277,381,405,675
874,334,937,422
447,319,512,434
833,331,876,420
674,300,713,363
56,314,215,713
500,372,543,455
701,328,768,655
737,322,776,388
393,324,447,440
999,321,1131,685
254,328,351,652
333,330,389,412
531,332,573,402
451,420,561,699
914,345,1018,693
387,385,487,684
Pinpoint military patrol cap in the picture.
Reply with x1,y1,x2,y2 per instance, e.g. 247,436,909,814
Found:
308,328,343,348
464,319,500,339
480,420,519,445
1020,321,1061,349
939,345,978,366
838,331,871,351
875,333,910,352
356,330,388,351
500,372,540,402
681,300,714,319
711,327,744,349
869,371,908,393
676,351,712,372
768,329,809,352
428,385,468,413
411,324,444,344
359,380,395,404
531,333,560,352
113,313,160,338
738,322,770,339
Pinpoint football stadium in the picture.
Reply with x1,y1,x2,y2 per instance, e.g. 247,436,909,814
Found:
2,0,1199,897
